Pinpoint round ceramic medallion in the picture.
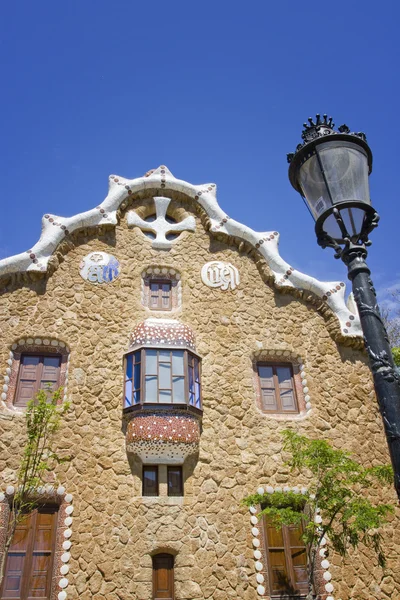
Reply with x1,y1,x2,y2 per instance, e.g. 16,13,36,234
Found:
79,252,120,284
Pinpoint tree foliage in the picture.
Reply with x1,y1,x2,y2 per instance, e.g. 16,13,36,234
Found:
243,430,394,599
0,388,69,589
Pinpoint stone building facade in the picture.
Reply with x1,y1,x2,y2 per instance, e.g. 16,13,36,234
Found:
0,165,399,600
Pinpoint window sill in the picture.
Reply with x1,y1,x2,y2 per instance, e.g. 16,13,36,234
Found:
123,403,203,418
136,496,185,506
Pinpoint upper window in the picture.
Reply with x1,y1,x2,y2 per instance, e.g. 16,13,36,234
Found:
0,506,58,600
124,349,201,410
149,280,172,311
14,354,61,408
264,517,308,596
257,363,298,414
152,553,174,600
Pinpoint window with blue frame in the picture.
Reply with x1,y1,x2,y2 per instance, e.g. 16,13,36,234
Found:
124,349,201,409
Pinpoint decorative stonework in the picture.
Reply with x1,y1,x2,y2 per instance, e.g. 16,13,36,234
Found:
201,261,240,291
126,411,200,464
127,196,196,250
0,165,361,339
248,486,335,599
0,486,74,600
141,266,182,310
1,338,70,412
253,350,311,419
128,319,196,351
79,251,120,284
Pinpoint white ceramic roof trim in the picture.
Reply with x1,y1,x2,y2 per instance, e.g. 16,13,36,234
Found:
0,165,360,338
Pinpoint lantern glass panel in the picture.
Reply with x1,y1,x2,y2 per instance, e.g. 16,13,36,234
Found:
298,154,332,220
323,206,366,241
298,140,370,224
317,141,370,206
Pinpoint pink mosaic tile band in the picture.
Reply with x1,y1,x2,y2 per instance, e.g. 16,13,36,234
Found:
129,320,196,350
126,411,201,464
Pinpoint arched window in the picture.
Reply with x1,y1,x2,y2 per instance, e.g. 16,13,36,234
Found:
152,553,174,600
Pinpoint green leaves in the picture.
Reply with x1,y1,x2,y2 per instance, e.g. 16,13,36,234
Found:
242,430,395,592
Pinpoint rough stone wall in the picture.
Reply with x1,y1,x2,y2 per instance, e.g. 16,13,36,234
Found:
0,196,399,600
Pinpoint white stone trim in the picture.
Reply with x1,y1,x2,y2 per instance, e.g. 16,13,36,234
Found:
248,486,336,599
0,165,360,339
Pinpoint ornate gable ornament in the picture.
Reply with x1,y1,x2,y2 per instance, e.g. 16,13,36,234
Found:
127,196,195,249
0,165,361,340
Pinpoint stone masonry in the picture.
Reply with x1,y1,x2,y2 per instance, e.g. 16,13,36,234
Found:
0,177,399,600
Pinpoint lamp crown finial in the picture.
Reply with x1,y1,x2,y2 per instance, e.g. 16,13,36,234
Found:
287,114,368,163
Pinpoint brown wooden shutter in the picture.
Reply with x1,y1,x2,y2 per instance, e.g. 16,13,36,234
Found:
1,507,58,600
265,517,308,596
153,554,174,600
40,357,61,399
257,365,277,411
14,355,61,407
276,366,296,412
14,356,41,407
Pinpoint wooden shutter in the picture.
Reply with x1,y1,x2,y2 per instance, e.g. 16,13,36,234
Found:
167,467,183,497
265,517,308,596
40,357,61,397
14,355,61,408
153,554,174,600
257,365,277,411
14,356,41,408
1,507,58,600
149,280,172,311
276,366,297,412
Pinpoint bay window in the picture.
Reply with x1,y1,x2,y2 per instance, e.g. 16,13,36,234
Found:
124,349,201,410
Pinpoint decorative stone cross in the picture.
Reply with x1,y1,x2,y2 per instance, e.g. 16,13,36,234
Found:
127,197,196,250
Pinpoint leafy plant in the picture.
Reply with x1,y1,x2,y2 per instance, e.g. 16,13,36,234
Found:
243,430,394,599
0,388,69,589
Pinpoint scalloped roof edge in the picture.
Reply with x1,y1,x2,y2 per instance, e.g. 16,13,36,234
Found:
0,165,361,339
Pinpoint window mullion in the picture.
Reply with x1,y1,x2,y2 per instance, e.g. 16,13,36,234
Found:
156,351,160,403
141,350,145,404
184,351,188,406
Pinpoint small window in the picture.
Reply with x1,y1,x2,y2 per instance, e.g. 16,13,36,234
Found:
257,363,298,414
1,507,58,600
167,467,183,497
152,553,174,600
14,354,61,407
149,280,172,311
264,517,308,596
124,349,201,409
143,466,159,496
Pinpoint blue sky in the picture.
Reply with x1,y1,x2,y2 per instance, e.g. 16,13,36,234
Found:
1,1,399,307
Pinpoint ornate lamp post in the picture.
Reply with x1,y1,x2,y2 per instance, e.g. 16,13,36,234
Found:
287,114,400,500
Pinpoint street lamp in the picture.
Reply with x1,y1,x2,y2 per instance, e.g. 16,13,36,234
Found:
287,114,400,500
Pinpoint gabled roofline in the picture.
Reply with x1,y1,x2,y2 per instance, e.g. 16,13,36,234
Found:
0,165,361,339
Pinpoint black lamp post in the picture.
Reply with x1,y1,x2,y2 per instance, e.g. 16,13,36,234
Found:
287,114,400,500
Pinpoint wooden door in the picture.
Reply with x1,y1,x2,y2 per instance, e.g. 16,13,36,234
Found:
153,554,174,600
0,507,58,600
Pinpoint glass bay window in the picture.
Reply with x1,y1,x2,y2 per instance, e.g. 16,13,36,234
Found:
124,348,201,410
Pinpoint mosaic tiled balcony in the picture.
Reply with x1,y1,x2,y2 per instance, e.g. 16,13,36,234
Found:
123,318,202,464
